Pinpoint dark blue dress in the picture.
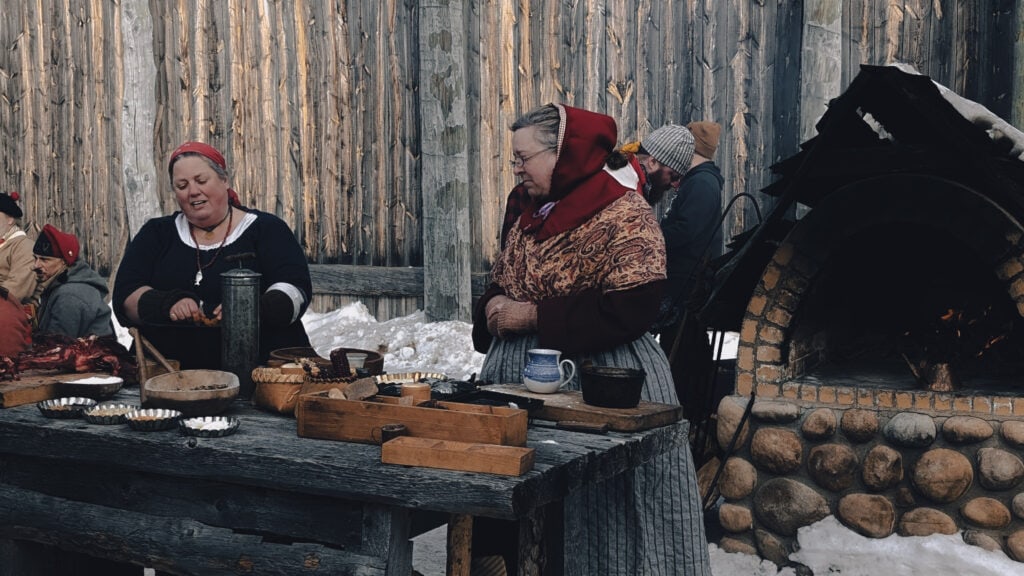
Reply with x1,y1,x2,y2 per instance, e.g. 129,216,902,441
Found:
113,209,312,369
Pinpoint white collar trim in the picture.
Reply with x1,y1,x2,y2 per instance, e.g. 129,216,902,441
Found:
605,163,640,190
176,211,257,249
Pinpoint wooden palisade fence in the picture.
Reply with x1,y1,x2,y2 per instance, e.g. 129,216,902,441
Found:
0,0,1018,321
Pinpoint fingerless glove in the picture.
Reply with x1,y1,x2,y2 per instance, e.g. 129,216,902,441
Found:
260,289,295,327
137,289,199,324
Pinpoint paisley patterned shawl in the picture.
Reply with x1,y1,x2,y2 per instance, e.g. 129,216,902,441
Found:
491,191,666,301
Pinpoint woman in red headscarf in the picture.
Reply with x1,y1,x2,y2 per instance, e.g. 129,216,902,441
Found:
471,104,711,575
113,142,312,369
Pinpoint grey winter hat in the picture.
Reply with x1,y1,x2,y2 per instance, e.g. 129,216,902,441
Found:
640,124,695,176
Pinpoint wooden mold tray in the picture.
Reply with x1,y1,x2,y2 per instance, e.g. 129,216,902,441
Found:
381,436,534,476
295,392,528,446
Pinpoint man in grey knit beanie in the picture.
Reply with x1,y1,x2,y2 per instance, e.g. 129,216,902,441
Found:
640,121,725,425
638,124,696,200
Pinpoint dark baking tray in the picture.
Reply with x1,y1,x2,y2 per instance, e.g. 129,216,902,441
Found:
447,389,545,414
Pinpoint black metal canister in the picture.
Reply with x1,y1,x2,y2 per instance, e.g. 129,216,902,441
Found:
221,266,261,399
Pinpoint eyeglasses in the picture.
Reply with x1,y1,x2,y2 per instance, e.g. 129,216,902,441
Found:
509,147,553,168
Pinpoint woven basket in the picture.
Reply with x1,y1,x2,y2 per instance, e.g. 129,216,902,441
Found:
251,367,305,415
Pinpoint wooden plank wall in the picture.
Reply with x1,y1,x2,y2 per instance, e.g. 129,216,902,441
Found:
0,1,1019,321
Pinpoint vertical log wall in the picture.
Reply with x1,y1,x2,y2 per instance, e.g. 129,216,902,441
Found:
0,1,1019,320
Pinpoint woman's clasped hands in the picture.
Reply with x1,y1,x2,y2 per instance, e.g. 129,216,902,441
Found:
485,295,537,338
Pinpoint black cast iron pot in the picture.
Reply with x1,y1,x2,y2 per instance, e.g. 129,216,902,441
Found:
580,365,646,408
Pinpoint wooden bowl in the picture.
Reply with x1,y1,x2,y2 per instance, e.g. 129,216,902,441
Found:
59,375,124,400
270,346,385,376
268,347,333,374
125,358,181,387
269,347,322,362
580,365,646,409
328,347,385,376
142,370,240,416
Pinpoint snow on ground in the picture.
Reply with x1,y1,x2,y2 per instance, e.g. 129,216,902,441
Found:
302,304,1022,576
114,303,1024,575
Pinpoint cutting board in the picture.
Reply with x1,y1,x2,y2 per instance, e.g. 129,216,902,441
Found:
481,384,683,432
0,371,109,408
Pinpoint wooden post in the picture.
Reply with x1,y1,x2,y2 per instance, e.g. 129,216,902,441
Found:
798,0,842,218
419,1,473,322
119,0,163,237
446,514,472,576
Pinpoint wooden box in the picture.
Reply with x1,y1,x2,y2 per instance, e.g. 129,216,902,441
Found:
381,436,535,476
295,392,528,446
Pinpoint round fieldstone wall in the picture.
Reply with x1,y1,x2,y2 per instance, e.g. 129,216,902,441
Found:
700,396,1024,566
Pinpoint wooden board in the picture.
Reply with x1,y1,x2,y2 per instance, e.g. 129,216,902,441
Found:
481,384,683,432
381,436,535,477
0,371,110,408
296,392,528,446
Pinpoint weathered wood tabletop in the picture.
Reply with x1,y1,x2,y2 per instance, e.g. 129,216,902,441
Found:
0,387,687,576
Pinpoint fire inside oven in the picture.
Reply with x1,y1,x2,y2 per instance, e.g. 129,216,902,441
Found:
787,221,1024,392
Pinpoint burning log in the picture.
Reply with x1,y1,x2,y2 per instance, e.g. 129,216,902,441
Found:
901,353,960,392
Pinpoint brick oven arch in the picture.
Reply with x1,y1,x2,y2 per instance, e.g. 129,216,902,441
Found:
736,172,1024,404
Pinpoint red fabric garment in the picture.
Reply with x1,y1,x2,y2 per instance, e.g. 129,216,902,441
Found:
472,280,666,355
627,154,649,200
0,292,31,357
515,105,631,242
537,281,665,354
499,184,527,249
168,141,243,207
34,224,80,265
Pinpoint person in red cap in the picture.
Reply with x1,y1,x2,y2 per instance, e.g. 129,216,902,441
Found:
0,191,37,303
29,223,114,338
113,141,312,369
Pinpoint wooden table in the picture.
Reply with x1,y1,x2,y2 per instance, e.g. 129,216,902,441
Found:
0,389,688,576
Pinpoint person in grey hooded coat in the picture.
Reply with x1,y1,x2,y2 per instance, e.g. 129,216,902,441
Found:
30,224,113,338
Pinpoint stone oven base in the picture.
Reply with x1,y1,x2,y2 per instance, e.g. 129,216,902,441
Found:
700,394,1024,567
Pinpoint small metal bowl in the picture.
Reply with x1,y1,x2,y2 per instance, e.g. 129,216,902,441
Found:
83,403,137,425
179,416,240,438
125,408,182,431
37,397,98,419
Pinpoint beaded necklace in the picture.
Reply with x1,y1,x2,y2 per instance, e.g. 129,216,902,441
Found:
189,208,233,287
195,208,231,234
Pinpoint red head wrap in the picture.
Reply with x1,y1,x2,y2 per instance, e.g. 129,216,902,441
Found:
168,141,242,207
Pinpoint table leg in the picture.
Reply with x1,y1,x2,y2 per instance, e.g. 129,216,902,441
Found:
362,504,413,576
446,514,472,576
516,502,563,576
517,506,542,576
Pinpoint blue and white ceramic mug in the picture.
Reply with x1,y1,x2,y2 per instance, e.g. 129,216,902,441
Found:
523,348,576,394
